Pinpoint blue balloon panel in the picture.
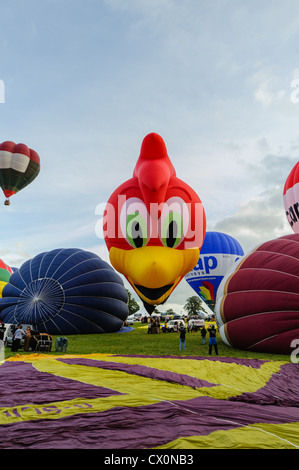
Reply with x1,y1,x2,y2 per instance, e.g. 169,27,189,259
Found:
185,232,244,306
0,248,129,335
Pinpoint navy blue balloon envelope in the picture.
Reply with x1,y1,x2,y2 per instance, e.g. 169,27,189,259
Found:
184,232,244,310
0,248,129,334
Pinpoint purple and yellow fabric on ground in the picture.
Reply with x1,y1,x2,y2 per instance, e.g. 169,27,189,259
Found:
0,353,299,449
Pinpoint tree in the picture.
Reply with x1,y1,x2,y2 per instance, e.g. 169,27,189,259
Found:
183,296,202,316
165,308,175,316
126,290,140,315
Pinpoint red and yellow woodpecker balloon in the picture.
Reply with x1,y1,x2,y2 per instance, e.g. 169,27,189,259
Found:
103,133,206,313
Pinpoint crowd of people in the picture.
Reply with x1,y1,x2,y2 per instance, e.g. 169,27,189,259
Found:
178,323,218,354
146,316,219,355
0,322,42,352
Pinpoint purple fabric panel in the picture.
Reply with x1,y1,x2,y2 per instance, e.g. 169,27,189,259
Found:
1,395,299,449
0,361,122,407
58,358,217,389
230,362,299,407
115,354,267,368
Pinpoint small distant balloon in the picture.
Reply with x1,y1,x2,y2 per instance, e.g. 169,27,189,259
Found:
0,141,40,205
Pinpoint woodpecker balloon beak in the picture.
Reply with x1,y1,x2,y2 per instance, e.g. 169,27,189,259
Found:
109,246,199,310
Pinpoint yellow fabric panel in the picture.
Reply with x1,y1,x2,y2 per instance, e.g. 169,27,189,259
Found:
3,353,296,449
7,353,286,402
157,421,299,449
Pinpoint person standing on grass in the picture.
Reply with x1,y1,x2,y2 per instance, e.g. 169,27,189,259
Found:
11,325,26,352
207,324,218,355
179,325,186,351
201,326,207,344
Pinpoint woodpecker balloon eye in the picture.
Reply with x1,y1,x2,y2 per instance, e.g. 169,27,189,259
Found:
161,212,183,248
126,212,148,248
120,197,150,248
160,197,189,249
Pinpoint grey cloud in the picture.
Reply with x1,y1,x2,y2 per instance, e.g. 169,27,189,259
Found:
213,185,291,253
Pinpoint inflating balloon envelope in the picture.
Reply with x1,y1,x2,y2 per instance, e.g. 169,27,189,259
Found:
185,231,244,310
215,234,299,354
0,248,129,334
103,133,206,314
283,161,299,233
0,258,13,297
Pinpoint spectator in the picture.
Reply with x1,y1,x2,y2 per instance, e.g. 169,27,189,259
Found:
179,325,186,351
201,326,207,344
11,325,26,352
23,326,32,351
207,324,218,355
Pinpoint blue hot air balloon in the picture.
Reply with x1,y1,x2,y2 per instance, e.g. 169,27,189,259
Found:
184,232,244,310
0,248,129,335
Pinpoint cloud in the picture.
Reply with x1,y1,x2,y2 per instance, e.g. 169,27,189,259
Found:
247,153,297,187
212,184,291,254
248,68,287,107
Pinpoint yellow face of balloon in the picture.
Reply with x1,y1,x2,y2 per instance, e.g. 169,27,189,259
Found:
109,245,199,306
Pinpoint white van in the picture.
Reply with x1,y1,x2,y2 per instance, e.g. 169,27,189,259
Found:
165,320,185,332
187,319,205,331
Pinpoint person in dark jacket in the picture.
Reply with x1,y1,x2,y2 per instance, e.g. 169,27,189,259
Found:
179,325,186,351
207,325,218,355
201,326,207,344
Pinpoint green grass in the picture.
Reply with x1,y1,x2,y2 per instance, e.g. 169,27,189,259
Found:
4,323,292,362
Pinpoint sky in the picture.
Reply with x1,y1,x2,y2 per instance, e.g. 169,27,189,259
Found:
0,0,299,314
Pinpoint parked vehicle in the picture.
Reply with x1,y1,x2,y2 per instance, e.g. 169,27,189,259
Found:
173,314,185,320
187,319,205,332
163,320,185,332
126,315,135,325
133,313,142,321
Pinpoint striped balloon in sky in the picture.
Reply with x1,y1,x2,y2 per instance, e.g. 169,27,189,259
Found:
0,141,40,205
0,248,129,334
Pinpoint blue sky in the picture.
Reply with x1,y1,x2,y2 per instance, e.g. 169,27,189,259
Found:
1,0,299,313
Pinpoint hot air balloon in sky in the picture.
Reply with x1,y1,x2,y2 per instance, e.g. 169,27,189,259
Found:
0,248,129,334
0,141,40,205
185,231,244,310
0,258,13,297
103,133,206,313
215,234,299,354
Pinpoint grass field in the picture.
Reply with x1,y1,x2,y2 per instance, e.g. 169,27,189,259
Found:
4,322,292,362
